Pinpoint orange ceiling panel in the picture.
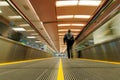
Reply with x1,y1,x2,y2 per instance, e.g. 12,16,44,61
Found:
30,0,59,51
56,6,98,15
30,0,56,22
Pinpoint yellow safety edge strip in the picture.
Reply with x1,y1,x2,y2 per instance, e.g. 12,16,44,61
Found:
79,58,120,64
0,58,52,66
57,58,64,80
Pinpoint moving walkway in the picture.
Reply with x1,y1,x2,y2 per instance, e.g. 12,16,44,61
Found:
0,58,120,80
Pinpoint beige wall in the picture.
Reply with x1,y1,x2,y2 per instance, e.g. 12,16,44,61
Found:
0,36,52,63
93,13,120,44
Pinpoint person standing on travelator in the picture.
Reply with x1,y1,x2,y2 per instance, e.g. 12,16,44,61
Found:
64,29,74,59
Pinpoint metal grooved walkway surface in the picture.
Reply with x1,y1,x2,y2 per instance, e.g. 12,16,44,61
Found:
62,58,120,80
0,58,59,80
0,58,120,80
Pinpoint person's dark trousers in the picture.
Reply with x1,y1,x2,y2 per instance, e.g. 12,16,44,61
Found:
67,45,72,59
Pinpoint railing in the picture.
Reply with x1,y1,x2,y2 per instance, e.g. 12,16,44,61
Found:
0,36,52,63
80,37,120,62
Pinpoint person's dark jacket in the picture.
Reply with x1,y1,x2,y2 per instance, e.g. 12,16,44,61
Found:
64,33,74,46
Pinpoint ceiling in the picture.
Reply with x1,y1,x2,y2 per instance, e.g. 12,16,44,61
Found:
10,0,107,52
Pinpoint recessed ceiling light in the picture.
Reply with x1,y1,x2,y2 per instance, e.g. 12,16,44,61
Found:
0,1,9,6
56,1,78,7
74,15,91,18
27,36,36,38
57,15,73,19
19,24,30,27
58,24,71,26
79,1,101,6
12,28,26,31
8,16,22,19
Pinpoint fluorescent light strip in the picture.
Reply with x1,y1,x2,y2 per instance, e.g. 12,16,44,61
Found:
59,33,78,35
0,1,9,6
59,33,65,35
56,1,78,7
0,10,2,13
58,29,81,32
58,24,71,26
57,15,91,19
27,36,36,38
57,15,73,19
12,28,26,31
74,15,91,18
56,1,101,7
71,24,85,26
58,24,85,26
58,29,68,32
27,30,34,32
31,33,38,35
19,24,30,27
8,16,22,19
79,1,101,6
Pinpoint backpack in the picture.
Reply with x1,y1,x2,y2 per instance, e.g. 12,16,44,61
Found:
66,33,74,45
